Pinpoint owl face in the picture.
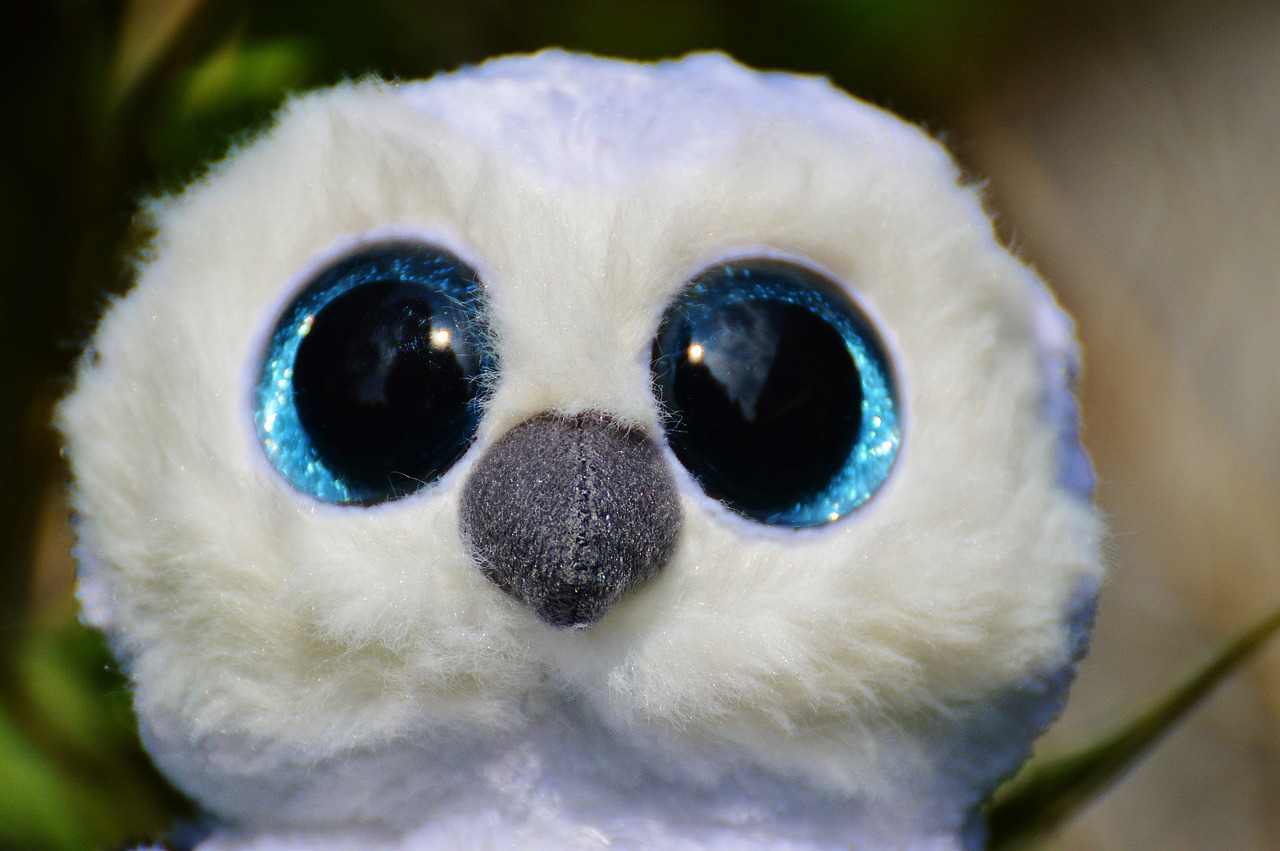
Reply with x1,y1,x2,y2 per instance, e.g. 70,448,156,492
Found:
60,52,1101,848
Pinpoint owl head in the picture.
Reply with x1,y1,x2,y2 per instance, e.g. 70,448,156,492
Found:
59,51,1102,849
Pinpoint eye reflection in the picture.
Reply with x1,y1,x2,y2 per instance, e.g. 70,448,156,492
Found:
254,242,495,506
651,259,900,527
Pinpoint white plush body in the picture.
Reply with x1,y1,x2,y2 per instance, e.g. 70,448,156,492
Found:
60,52,1102,850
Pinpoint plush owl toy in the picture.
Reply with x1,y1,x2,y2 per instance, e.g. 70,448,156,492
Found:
59,51,1102,850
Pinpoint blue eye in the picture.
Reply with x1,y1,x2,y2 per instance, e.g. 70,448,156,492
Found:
255,242,495,505
650,259,901,527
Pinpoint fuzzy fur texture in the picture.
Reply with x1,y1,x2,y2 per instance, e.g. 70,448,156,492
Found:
59,52,1103,849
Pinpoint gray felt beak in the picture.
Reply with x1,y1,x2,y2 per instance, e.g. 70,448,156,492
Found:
459,412,682,629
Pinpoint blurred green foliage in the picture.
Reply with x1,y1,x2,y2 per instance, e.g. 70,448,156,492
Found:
6,1,1267,848
0,611,191,849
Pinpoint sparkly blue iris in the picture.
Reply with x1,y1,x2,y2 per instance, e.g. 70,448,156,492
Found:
651,259,901,527
255,242,495,505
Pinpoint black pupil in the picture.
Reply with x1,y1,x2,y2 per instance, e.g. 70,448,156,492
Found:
292,280,480,501
660,299,862,515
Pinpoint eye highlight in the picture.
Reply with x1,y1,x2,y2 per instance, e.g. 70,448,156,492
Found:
255,242,495,505
650,259,900,527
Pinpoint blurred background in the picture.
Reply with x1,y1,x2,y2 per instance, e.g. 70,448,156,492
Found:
1,0,1277,848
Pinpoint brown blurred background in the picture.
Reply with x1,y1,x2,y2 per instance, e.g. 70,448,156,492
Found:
968,3,1280,846
2,0,1277,847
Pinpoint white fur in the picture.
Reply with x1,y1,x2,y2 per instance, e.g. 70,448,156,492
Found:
59,51,1102,849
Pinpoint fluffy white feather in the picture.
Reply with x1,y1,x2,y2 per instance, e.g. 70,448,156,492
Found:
59,51,1102,849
